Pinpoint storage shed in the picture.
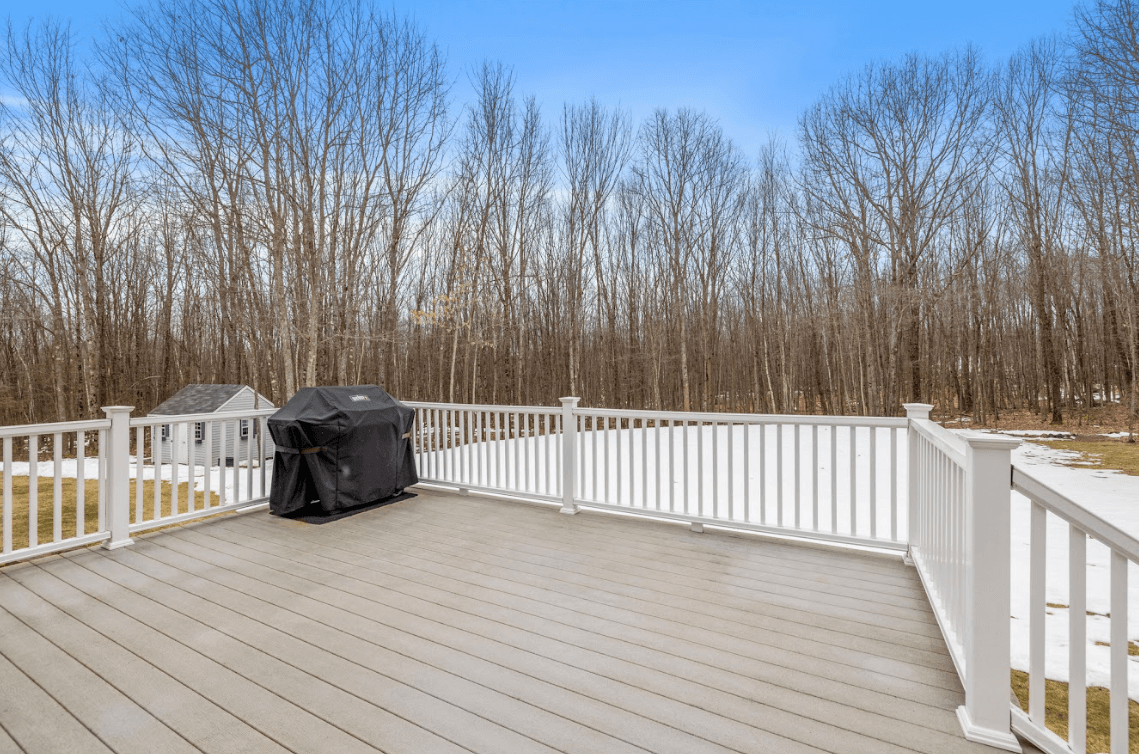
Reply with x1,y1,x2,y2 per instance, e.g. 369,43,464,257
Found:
149,384,276,465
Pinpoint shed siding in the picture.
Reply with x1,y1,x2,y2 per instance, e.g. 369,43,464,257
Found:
155,386,275,465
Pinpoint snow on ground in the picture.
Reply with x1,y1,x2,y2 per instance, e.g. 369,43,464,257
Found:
994,429,1075,439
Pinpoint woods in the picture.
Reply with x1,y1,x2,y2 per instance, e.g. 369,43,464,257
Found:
1,0,1138,430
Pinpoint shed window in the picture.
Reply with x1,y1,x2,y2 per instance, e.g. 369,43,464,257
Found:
161,424,170,441
194,422,204,444
240,420,250,439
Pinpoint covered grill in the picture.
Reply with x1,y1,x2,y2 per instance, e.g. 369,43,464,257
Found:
268,385,418,517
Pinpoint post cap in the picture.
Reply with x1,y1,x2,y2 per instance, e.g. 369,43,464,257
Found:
903,403,934,420
559,397,581,406
962,431,1021,450
101,406,136,414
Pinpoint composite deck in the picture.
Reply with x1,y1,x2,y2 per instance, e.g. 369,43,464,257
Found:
0,487,1010,754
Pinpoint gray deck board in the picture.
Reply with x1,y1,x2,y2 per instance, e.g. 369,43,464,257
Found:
179,520,984,753
363,500,948,643
0,569,289,754
226,511,960,699
0,487,1010,753
343,501,946,640
0,585,196,754
0,724,23,754
199,520,969,736
226,512,960,701
0,648,114,754
411,499,936,607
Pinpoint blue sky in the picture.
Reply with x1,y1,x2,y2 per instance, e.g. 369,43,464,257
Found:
16,0,1077,157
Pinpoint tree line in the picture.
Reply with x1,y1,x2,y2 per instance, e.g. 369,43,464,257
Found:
1,0,1137,433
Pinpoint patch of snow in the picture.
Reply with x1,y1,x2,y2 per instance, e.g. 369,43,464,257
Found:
984,429,1076,439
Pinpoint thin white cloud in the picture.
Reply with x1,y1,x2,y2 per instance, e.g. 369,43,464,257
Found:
0,93,30,109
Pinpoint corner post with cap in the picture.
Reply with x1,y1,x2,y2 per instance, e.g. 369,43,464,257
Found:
103,406,135,551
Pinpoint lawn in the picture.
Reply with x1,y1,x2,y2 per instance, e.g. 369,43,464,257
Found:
1036,439,1139,476
1011,669,1139,753
4,476,220,551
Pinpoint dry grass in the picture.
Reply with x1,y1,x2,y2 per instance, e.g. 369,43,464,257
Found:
1093,641,1139,657
1034,439,1139,477
4,476,220,550
1011,670,1139,753
945,404,1137,435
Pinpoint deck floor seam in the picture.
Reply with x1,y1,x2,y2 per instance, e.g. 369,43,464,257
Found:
0,719,27,754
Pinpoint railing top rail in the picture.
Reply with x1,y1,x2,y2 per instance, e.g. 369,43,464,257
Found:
404,400,564,414
1012,464,1139,562
403,400,910,427
577,406,909,427
910,418,968,466
0,418,112,438
130,407,277,427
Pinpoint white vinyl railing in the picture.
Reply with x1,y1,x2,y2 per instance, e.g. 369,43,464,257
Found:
0,405,274,563
127,408,276,535
907,413,971,674
905,404,1021,751
1010,467,1139,754
409,401,566,503
408,398,909,550
569,407,907,549
3,396,1132,753
0,418,112,564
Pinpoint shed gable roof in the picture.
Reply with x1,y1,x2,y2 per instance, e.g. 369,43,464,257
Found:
149,384,246,415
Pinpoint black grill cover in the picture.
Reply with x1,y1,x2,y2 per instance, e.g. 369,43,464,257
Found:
268,385,418,516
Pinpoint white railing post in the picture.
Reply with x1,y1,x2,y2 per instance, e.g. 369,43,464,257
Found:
903,403,932,566
102,406,135,550
560,397,579,515
957,432,1020,751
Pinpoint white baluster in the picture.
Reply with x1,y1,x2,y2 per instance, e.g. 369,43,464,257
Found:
1069,527,1087,754
53,432,62,542
1110,551,1128,754
2,436,11,553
